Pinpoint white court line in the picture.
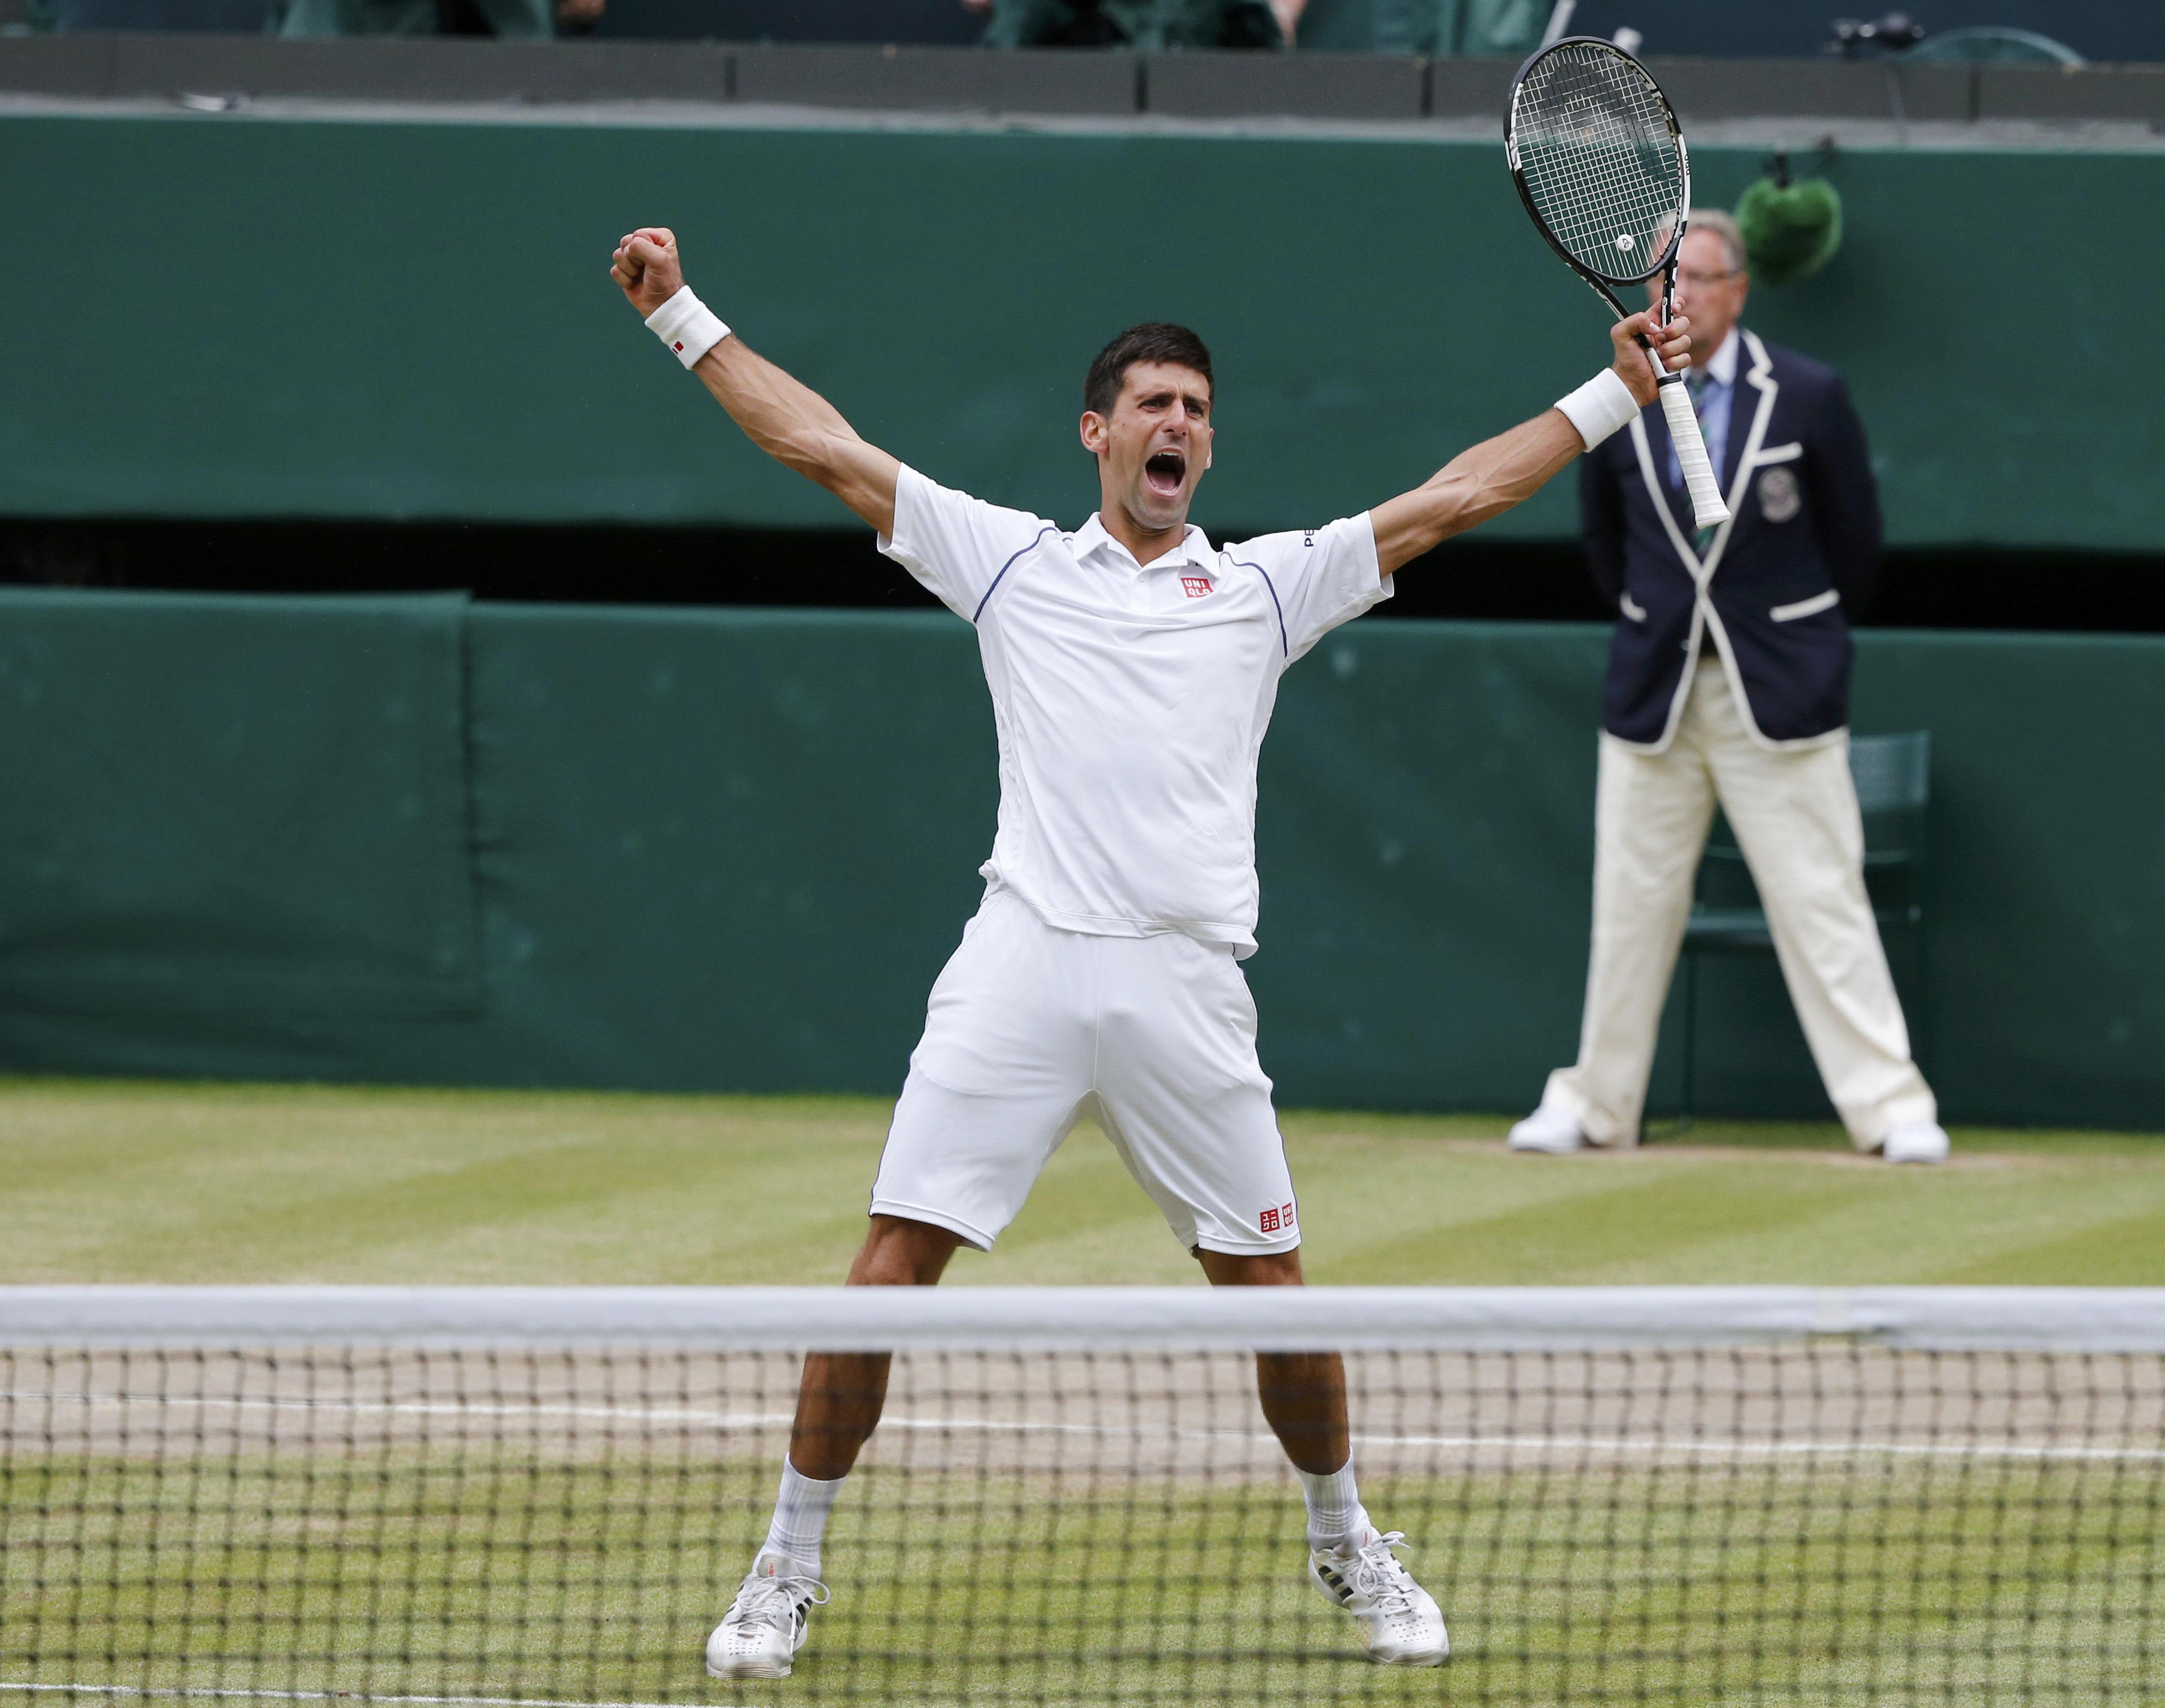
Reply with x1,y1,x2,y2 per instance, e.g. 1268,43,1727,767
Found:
0,1685,725,1708
10,1392,801,1429
7,1391,2162,1462
4,1392,1253,1445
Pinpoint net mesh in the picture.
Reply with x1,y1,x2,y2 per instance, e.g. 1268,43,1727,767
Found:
1511,42,1686,284
4,1290,2163,1708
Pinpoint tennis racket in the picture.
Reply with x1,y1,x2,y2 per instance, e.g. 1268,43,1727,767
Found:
1505,37,1730,529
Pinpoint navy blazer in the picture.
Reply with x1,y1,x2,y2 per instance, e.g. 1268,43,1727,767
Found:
1580,329,1883,750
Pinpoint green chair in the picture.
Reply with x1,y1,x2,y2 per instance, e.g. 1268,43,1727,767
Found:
1901,26,2084,66
1675,731,1931,1124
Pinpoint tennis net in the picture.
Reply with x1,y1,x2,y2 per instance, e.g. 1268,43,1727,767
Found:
3,1285,2161,1707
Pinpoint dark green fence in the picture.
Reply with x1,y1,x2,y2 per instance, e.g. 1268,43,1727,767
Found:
1,589,2158,1128
4,111,2161,549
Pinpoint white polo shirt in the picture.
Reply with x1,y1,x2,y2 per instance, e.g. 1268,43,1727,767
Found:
879,465,1391,958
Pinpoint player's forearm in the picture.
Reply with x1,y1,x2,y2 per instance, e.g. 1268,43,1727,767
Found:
1371,410,1583,576
693,338,899,533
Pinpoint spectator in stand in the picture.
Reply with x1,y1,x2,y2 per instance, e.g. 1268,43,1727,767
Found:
967,0,1292,49
965,0,1547,51
280,0,602,35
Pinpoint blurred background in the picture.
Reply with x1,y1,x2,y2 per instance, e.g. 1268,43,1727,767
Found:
1,0,2160,1131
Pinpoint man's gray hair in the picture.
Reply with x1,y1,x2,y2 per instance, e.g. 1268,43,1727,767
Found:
1688,209,1746,274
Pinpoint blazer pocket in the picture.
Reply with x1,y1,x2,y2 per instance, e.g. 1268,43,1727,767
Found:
1770,588,1841,623
1619,591,1648,622
1751,441,1803,467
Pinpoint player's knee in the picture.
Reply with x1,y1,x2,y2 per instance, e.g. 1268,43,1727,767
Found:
849,1213,962,1286
1197,1245,1306,1288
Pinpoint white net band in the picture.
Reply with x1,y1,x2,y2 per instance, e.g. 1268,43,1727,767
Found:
4,1285,2162,1352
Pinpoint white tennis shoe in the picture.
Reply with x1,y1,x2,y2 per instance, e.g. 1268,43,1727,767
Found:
1882,1121,1951,1164
1309,1529,1450,1666
1507,1101,1587,1154
705,1553,829,1680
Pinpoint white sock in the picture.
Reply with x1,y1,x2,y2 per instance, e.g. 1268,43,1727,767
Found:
759,1460,845,1576
1295,1462,1371,1552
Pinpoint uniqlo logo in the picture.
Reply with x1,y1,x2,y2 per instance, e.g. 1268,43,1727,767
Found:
1182,576,1214,599
671,340,686,353
1259,1207,1280,1233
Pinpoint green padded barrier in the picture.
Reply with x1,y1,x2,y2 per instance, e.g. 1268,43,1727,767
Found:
456,604,998,1089
0,595,2158,1129
0,590,479,1019
2,112,2160,549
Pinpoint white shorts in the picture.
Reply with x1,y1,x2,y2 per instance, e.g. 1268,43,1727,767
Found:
871,888,1301,1256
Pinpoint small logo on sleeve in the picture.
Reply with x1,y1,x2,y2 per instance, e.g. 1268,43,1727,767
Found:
1259,1202,1296,1234
1182,576,1215,599
671,340,686,353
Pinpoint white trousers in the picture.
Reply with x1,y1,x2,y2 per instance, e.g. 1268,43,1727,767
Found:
1543,661,1936,1150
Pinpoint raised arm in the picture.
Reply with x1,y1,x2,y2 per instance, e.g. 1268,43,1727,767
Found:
611,227,900,537
1367,311,1690,578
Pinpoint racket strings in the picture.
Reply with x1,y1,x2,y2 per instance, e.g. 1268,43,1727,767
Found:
1525,58,1676,259
1513,44,1683,282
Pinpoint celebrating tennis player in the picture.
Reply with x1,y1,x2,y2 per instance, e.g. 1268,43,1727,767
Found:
610,225,1688,1680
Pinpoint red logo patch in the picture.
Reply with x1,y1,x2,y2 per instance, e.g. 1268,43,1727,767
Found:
1281,1201,1297,1230
1182,576,1214,599
1259,1207,1280,1233
671,340,686,353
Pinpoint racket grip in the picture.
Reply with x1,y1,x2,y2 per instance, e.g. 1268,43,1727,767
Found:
1660,378,1731,529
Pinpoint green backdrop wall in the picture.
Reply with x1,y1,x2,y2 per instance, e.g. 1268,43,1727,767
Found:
1,589,2159,1129
2,111,2161,549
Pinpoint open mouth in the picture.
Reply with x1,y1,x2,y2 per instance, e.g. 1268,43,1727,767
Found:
1144,450,1187,499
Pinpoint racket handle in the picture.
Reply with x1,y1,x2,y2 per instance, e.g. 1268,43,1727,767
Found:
1660,377,1731,529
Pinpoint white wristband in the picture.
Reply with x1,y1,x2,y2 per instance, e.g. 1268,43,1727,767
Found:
645,285,731,370
1554,368,1640,450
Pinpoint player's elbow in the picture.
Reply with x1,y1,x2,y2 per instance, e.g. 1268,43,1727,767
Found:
1425,470,1509,546
762,424,853,489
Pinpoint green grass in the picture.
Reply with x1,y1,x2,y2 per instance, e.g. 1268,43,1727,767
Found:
1,1076,2161,1285
5,1078,2161,1707
8,1454,2156,1706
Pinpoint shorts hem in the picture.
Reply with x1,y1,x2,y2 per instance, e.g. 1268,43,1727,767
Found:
868,1197,998,1253
1192,1232,1303,1258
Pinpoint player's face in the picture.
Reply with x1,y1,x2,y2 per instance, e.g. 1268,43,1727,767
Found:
1083,361,1215,531
1655,230,1748,367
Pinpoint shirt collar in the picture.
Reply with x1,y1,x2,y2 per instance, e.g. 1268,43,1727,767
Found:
1073,513,1212,573
1697,326,1741,389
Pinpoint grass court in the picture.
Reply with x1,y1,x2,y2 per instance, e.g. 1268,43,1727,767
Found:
4,1079,2161,1707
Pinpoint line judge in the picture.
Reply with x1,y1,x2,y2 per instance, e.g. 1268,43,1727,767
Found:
1510,211,1949,1165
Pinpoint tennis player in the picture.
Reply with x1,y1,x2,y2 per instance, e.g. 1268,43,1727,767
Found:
610,225,1688,1679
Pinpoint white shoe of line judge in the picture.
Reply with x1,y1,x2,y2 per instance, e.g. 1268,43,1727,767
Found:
1505,1101,1588,1155
1507,1101,1952,1164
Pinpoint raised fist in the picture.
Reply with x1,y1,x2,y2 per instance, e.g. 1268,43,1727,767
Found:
611,227,686,317
1610,309,1691,407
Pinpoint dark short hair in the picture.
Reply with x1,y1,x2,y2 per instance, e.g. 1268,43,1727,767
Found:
1083,323,1213,419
